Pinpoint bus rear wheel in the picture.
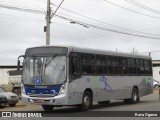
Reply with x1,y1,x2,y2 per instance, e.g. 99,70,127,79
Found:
79,91,92,111
124,87,139,104
42,105,54,111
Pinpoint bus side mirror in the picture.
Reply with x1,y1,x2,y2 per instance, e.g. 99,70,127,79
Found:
17,55,25,71
17,60,20,71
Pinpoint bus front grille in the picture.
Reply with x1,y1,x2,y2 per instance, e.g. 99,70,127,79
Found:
28,93,55,98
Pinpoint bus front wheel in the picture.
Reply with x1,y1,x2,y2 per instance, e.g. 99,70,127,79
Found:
42,105,54,111
79,91,92,111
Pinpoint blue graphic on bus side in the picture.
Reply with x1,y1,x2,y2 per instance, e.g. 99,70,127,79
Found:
35,76,41,85
100,76,113,93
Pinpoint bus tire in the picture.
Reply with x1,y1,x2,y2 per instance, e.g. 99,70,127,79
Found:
80,91,92,111
124,87,139,104
42,105,54,111
98,100,110,105
154,85,159,88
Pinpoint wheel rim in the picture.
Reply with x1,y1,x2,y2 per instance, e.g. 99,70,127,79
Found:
155,85,158,88
133,92,137,102
83,95,90,107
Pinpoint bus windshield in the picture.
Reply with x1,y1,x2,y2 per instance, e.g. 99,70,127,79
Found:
23,56,66,85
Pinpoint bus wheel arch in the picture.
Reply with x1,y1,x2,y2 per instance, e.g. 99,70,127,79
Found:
80,88,93,111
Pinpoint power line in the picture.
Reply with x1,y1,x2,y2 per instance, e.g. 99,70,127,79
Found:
3,0,45,8
0,11,159,45
104,0,160,20
51,0,65,18
3,0,160,37
0,3,45,14
55,14,160,40
124,0,160,15
52,3,160,37
53,21,160,44
0,0,45,11
0,12,44,22
0,3,160,40
1,2,160,37
1,1,160,36
59,12,160,37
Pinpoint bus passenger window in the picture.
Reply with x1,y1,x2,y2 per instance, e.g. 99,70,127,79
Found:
69,57,81,80
128,58,136,75
118,57,127,75
144,60,150,74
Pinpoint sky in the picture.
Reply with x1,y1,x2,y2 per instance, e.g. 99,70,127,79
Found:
0,0,160,65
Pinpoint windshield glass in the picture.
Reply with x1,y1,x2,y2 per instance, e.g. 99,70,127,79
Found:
23,56,66,85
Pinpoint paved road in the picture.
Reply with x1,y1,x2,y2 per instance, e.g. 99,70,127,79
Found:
1,89,160,117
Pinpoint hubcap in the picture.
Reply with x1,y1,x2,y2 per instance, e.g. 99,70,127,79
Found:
84,95,90,107
155,85,159,88
133,92,137,102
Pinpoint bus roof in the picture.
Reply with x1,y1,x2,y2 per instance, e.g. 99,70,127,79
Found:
71,46,151,59
26,45,151,59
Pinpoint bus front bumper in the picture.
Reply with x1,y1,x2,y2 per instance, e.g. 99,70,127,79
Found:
21,93,68,106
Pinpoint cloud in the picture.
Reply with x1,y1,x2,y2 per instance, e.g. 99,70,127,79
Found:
0,0,160,65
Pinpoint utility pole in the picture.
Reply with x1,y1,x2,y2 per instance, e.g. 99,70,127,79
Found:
44,0,65,45
45,0,51,45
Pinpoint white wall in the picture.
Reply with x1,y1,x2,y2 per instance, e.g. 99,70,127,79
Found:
153,67,160,82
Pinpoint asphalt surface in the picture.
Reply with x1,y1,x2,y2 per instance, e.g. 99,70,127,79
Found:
0,89,160,117
0,89,160,111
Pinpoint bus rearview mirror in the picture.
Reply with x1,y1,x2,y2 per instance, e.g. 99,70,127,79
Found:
17,60,20,71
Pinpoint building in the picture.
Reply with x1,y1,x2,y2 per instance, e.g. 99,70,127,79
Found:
152,60,160,82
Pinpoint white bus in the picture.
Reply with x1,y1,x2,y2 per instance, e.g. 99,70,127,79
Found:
18,46,153,111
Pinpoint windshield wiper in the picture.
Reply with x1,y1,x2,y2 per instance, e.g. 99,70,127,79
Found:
44,55,57,68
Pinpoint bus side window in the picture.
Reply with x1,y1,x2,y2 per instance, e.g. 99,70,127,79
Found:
118,57,127,75
69,56,81,80
128,58,136,75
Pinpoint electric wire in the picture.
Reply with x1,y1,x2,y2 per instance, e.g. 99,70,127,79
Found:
55,14,160,40
0,2,160,37
0,0,46,8
1,0,160,36
0,3,45,14
0,0,45,11
104,0,160,20
52,3,160,37
0,2,160,40
0,12,44,22
53,21,160,44
124,0,160,15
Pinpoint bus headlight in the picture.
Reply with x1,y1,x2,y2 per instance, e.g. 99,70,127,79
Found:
59,83,66,95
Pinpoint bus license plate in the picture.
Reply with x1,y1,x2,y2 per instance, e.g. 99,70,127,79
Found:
36,99,44,103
